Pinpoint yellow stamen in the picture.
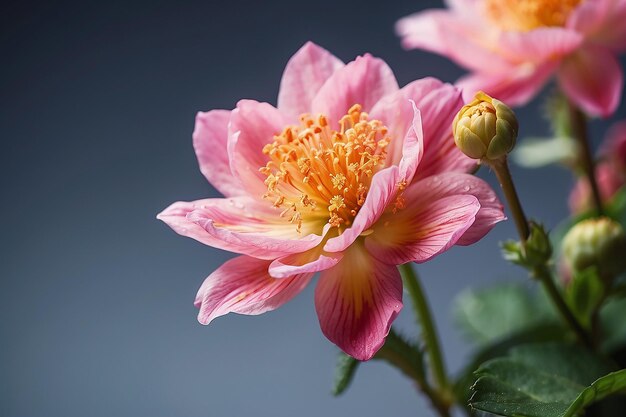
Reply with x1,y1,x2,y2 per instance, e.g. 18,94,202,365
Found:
484,0,581,31
260,104,391,232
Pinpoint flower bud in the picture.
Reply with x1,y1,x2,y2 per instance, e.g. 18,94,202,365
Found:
453,92,518,161
562,217,626,279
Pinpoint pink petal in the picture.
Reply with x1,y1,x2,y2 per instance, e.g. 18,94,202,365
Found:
195,256,312,325
311,54,399,126
193,110,245,197
366,194,479,265
227,100,287,197
157,197,326,260
268,245,343,278
398,102,424,184
498,28,583,64
370,78,475,180
396,9,510,73
402,78,475,179
323,166,400,253
314,245,403,360
568,0,626,52
277,42,344,121
558,46,623,117
456,62,556,106
366,172,504,263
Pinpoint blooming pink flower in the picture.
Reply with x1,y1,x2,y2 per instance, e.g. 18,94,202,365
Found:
396,0,626,117
569,120,626,213
158,42,505,360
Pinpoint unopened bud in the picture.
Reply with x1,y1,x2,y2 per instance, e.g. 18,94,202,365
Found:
562,217,626,279
453,92,518,161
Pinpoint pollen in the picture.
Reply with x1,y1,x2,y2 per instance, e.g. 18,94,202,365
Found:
484,0,581,31
260,104,392,232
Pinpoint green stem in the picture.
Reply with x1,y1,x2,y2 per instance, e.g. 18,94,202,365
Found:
399,263,453,414
533,264,594,349
487,157,593,348
568,100,603,216
490,158,530,242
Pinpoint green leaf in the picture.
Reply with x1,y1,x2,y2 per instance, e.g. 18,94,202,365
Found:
470,343,624,417
332,353,360,396
512,136,576,168
600,297,626,353
454,324,569,406
454,284,556,346
565,267,604,329
374,329,425,384
331,328,424,396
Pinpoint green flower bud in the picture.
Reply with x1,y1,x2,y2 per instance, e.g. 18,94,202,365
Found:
452,92,518,161
562,217,626,279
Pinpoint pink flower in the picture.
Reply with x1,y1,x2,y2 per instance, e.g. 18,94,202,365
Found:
158,42,505,360
569,120,626,213
396,0,626,117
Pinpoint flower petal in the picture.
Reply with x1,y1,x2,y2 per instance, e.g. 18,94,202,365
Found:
195,256,312,325
314,244,403,360
366,172,504,263
367,194,479,265
498,28,583,64
396,9,510,73
403,79,475,179
193,110,245,197
311,54,399,126
158,197,326,259
268,244,343,278
456,62,556,106
277,42,344,121
557,46,623,117
323,166,400,253
370,77,467,177
227,100,287,196
568,0,626,52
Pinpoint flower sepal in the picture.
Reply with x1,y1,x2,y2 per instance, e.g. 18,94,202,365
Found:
502,222,552,270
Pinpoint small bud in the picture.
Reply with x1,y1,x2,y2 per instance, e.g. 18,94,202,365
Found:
453,92,518,161
562,217,626,279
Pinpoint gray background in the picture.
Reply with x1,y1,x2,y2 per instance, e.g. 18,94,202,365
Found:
3,1,625,416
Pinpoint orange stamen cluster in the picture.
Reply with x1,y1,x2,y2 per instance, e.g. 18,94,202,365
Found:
260,104,391,232
484,0,581,31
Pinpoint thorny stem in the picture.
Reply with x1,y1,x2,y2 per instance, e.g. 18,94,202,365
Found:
568,100,604,216
488,157,593,349
399,263,453,417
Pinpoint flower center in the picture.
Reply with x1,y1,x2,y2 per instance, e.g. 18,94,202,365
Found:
484,0,581,31
260,104,391,233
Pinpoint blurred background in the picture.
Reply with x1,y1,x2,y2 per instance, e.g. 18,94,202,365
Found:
2,1,625,416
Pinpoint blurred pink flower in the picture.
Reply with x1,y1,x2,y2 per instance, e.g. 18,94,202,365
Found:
158,42,505,360
397,0,626,117
569,121,626,213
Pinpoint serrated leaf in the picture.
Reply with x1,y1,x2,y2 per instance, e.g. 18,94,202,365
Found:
454,284,556,346
332,353,360,396
454,323,569,406
470,343,623,417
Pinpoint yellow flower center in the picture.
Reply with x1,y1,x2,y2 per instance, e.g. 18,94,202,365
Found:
484,0,582,31
260,104,392,233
